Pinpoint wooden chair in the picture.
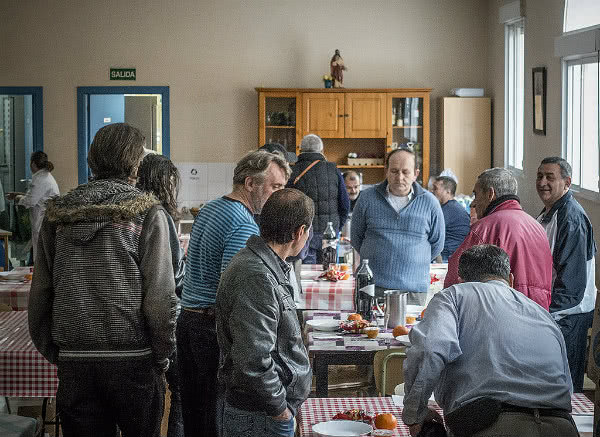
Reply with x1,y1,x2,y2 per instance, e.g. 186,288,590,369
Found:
373,349,406,396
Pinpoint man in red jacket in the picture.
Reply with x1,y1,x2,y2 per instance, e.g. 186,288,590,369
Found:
444,168,553,310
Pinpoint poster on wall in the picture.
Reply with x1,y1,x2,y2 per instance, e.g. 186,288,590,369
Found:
533,67,546,135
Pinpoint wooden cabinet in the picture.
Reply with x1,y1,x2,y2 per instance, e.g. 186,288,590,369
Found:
302,93,345,138
441,97,491,195
257,88,431,186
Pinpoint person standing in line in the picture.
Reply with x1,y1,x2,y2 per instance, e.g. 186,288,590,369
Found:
444,168,553,310
178,150,290,436
217,189,313,437
287,134,349,264
7,151,60,263
351,147,444,302
137,153,185,437
28,123,177,437
431,175,470,262
343,170,361,212
536,157,596,392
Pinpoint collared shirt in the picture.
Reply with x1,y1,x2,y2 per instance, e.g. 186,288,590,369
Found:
402,280,572,425
385,185,414,213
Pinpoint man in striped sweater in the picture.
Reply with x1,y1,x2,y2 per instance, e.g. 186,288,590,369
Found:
351,148,445,303
177,150,290,436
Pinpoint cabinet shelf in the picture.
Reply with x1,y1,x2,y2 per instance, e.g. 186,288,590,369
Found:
392,125,422,129
337,165,385,169
266,125,295,129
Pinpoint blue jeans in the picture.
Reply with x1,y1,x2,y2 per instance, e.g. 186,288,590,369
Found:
222,402,294,437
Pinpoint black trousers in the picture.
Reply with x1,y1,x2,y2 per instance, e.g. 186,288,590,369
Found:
176,310,222,437
557,310,594,392
56,358,165,437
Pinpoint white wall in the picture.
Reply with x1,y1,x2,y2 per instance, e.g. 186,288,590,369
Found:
0,0,490,193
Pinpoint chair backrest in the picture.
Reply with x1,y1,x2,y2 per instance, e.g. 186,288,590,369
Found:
373,349,406,396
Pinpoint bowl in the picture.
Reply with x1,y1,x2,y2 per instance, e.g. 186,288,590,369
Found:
306,319,341,332
364,327,380,339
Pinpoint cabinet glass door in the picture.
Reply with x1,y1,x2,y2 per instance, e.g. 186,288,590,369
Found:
265,97,297,155
391,97,424,184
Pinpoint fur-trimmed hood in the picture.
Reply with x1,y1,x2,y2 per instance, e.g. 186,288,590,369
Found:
45,179,159,224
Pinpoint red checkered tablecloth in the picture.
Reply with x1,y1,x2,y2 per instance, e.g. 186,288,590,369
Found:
572,393,594,415
297,266,355,311
0,280,32,311
297,265,448,311
0,311,58,397
297,395,594,436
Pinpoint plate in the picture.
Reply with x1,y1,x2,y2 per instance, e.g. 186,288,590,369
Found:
312,420,373,436
0,271,27,281
306,319,341,331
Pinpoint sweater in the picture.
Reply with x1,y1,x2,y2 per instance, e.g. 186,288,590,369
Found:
351,181,445,292
181,196,259,308
440,199,471,261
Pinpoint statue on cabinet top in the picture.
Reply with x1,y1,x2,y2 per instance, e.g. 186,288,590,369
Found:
330,49,347,88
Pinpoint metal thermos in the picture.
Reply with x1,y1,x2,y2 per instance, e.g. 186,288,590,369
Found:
384,290,408,329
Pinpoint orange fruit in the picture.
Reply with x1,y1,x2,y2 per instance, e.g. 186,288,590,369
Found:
341,272,350,280
375,413,398,430
392,325,409,337
347,313,362,321
420,308,426,319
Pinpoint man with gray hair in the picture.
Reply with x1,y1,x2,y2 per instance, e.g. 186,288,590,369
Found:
287,134,350,264
536,157,596,392
178,150,290,436
404,244,577,437
444,168,553,310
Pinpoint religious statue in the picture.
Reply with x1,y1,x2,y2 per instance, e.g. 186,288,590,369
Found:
330,49,347,88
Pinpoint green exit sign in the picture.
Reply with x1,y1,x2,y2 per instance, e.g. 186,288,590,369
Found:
110,68,136,80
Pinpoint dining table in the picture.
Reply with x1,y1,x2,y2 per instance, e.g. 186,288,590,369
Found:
0,280,32,311
296,263,447,312
296,394,595,437
0,311,58,398
303,310,409,398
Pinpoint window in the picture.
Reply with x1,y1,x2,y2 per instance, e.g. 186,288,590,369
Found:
563,55,599,193
564,0,600,32
505,19,524,170
557,0,600,197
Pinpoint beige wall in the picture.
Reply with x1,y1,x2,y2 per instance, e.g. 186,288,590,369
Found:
1,0,490,193
488,0,600,282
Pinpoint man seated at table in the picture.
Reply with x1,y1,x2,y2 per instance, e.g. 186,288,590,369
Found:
403,244,577,437
216,188,313,437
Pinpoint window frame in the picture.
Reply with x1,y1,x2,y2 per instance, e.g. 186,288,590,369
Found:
504,18,525,173
561,53,600,201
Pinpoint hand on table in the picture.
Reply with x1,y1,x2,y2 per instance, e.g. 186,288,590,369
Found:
6,192,24,201
408,407,444,436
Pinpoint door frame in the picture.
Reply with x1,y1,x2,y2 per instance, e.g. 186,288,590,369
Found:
0,87,44,152
77,86,170,184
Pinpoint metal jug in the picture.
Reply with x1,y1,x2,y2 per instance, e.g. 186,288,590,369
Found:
384,290,408,329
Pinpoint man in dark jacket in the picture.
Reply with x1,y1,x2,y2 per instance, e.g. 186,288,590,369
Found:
28,123,177,437
217,188,314,437
536,157,596,392
287,134,350,264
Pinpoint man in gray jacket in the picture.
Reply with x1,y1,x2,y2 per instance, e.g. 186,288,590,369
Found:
216,188,314,437
28,123,177,437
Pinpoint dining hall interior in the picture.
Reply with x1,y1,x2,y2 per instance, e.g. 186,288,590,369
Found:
1,0,600,436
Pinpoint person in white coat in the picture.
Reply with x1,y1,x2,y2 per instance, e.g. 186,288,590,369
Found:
7,151,59,263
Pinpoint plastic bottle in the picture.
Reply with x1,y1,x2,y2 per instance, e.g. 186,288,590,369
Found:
354,259,375,319
321,222,337,270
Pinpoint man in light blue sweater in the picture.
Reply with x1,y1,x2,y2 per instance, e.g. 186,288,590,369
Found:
351,148,444,299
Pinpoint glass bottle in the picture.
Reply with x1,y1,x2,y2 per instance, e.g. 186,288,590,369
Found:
354,259,375,319
321,222,337,270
